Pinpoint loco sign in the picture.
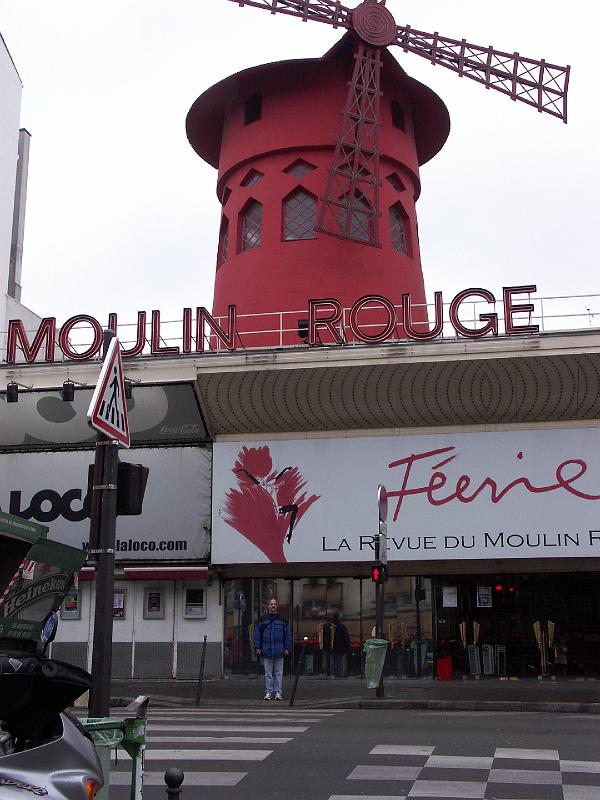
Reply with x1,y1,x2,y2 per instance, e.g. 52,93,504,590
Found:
4,285,538,364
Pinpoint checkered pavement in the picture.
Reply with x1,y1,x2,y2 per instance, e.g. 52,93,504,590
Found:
334,744,600,799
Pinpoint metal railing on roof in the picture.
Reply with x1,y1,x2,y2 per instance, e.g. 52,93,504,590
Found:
2,293,599,364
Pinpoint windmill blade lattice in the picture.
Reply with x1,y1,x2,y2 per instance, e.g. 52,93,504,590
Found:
228,0,353,28
227,0,570,246
395,26,569,122
317,44,382,245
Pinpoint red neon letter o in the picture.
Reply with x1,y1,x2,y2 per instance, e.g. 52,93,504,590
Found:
349,295,396,343
59,315,104,360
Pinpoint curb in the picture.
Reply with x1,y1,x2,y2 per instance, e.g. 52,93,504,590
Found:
109,695,600,713
359,699,600,714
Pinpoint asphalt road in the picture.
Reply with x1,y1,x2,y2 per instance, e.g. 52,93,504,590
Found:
109,706,600,799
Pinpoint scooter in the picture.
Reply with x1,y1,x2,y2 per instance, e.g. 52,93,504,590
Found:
0,614,104,799
0,513,104,798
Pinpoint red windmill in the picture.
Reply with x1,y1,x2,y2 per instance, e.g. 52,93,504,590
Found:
186,0,569,346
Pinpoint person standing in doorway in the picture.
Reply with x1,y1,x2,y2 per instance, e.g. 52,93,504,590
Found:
554,630,569,678
254,598,292,700
331,613,351,678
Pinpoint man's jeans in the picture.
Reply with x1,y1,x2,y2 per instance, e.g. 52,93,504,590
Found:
332,652,346,678
263,656,284,696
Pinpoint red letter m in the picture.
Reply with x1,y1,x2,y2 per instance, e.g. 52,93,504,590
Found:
6,318,57,363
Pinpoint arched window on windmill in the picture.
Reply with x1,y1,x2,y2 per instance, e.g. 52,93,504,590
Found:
389,201,411,256
338,191,373,243
217,216,229,267
283,188,317,241
239,199,263,252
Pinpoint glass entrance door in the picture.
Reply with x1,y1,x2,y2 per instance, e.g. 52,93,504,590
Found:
223,575,434,678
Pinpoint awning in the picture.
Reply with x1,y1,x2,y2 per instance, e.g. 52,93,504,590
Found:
123,566,209,581
77,566,209,581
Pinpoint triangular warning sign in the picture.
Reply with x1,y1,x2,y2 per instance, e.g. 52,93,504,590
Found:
87,337,130,447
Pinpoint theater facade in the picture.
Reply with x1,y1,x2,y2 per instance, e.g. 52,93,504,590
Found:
2,298,599,682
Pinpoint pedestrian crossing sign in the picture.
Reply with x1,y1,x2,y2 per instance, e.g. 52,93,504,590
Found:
87,337,130,447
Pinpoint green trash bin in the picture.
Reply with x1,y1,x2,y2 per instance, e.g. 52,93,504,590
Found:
364,638,389,689
81,697,149,800
80,718,124,800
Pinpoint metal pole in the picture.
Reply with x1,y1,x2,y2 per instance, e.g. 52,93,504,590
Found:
359,578,364,678
289,636,308,706
375,579,385,698
375,582,383,638
88,440,119,717
415,576,423,678
195,634,208,705
89,330,119,718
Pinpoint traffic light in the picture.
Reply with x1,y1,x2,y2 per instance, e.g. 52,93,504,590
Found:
371,563,387,583
87,462,150,516
116,462,149,515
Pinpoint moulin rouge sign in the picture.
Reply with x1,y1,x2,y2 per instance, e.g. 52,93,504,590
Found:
5,285,538,364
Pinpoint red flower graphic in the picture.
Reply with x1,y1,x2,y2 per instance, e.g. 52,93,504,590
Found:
223,446,320,563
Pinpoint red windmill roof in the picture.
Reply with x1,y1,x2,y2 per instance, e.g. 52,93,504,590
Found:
186,32,450,169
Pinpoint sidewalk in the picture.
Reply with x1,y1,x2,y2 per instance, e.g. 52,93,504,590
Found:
110,675,600,714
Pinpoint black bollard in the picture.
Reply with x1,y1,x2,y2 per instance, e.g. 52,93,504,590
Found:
165,767,184,799
289,636,308,706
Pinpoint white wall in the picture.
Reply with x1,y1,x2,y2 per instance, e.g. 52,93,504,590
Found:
0,33,22,335
0,34,41,355
54,579,223,677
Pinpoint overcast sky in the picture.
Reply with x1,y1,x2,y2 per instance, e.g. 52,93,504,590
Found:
1,0,598,330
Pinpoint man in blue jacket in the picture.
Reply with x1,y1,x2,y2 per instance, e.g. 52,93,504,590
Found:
254,597,292,700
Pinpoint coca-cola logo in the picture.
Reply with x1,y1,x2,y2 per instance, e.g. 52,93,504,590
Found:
160,424,203,436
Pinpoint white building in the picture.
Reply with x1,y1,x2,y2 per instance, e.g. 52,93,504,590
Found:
0,32,40,347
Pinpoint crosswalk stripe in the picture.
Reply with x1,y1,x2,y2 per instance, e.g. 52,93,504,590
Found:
146,711,342,717
562,761,600,774
495,747,560,760
329,796,407,800
146,735,293,744
406,780,486,798
146,716,328,723
147,724,308,732
348,766,422,781
147,708,347,713
425,755,493,770
140,748,272,761
370,746,434,757
563,787,600,799
489,768,563,784
110,770,246,786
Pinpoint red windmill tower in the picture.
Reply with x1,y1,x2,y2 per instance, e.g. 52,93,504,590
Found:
186,0,569,347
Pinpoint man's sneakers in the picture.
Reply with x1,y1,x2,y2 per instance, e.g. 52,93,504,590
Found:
264,693,272,701
275,693,282,701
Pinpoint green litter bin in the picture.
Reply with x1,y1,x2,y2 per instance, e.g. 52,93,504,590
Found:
80,718,124,800
81,696,149,800
364,638,389,689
